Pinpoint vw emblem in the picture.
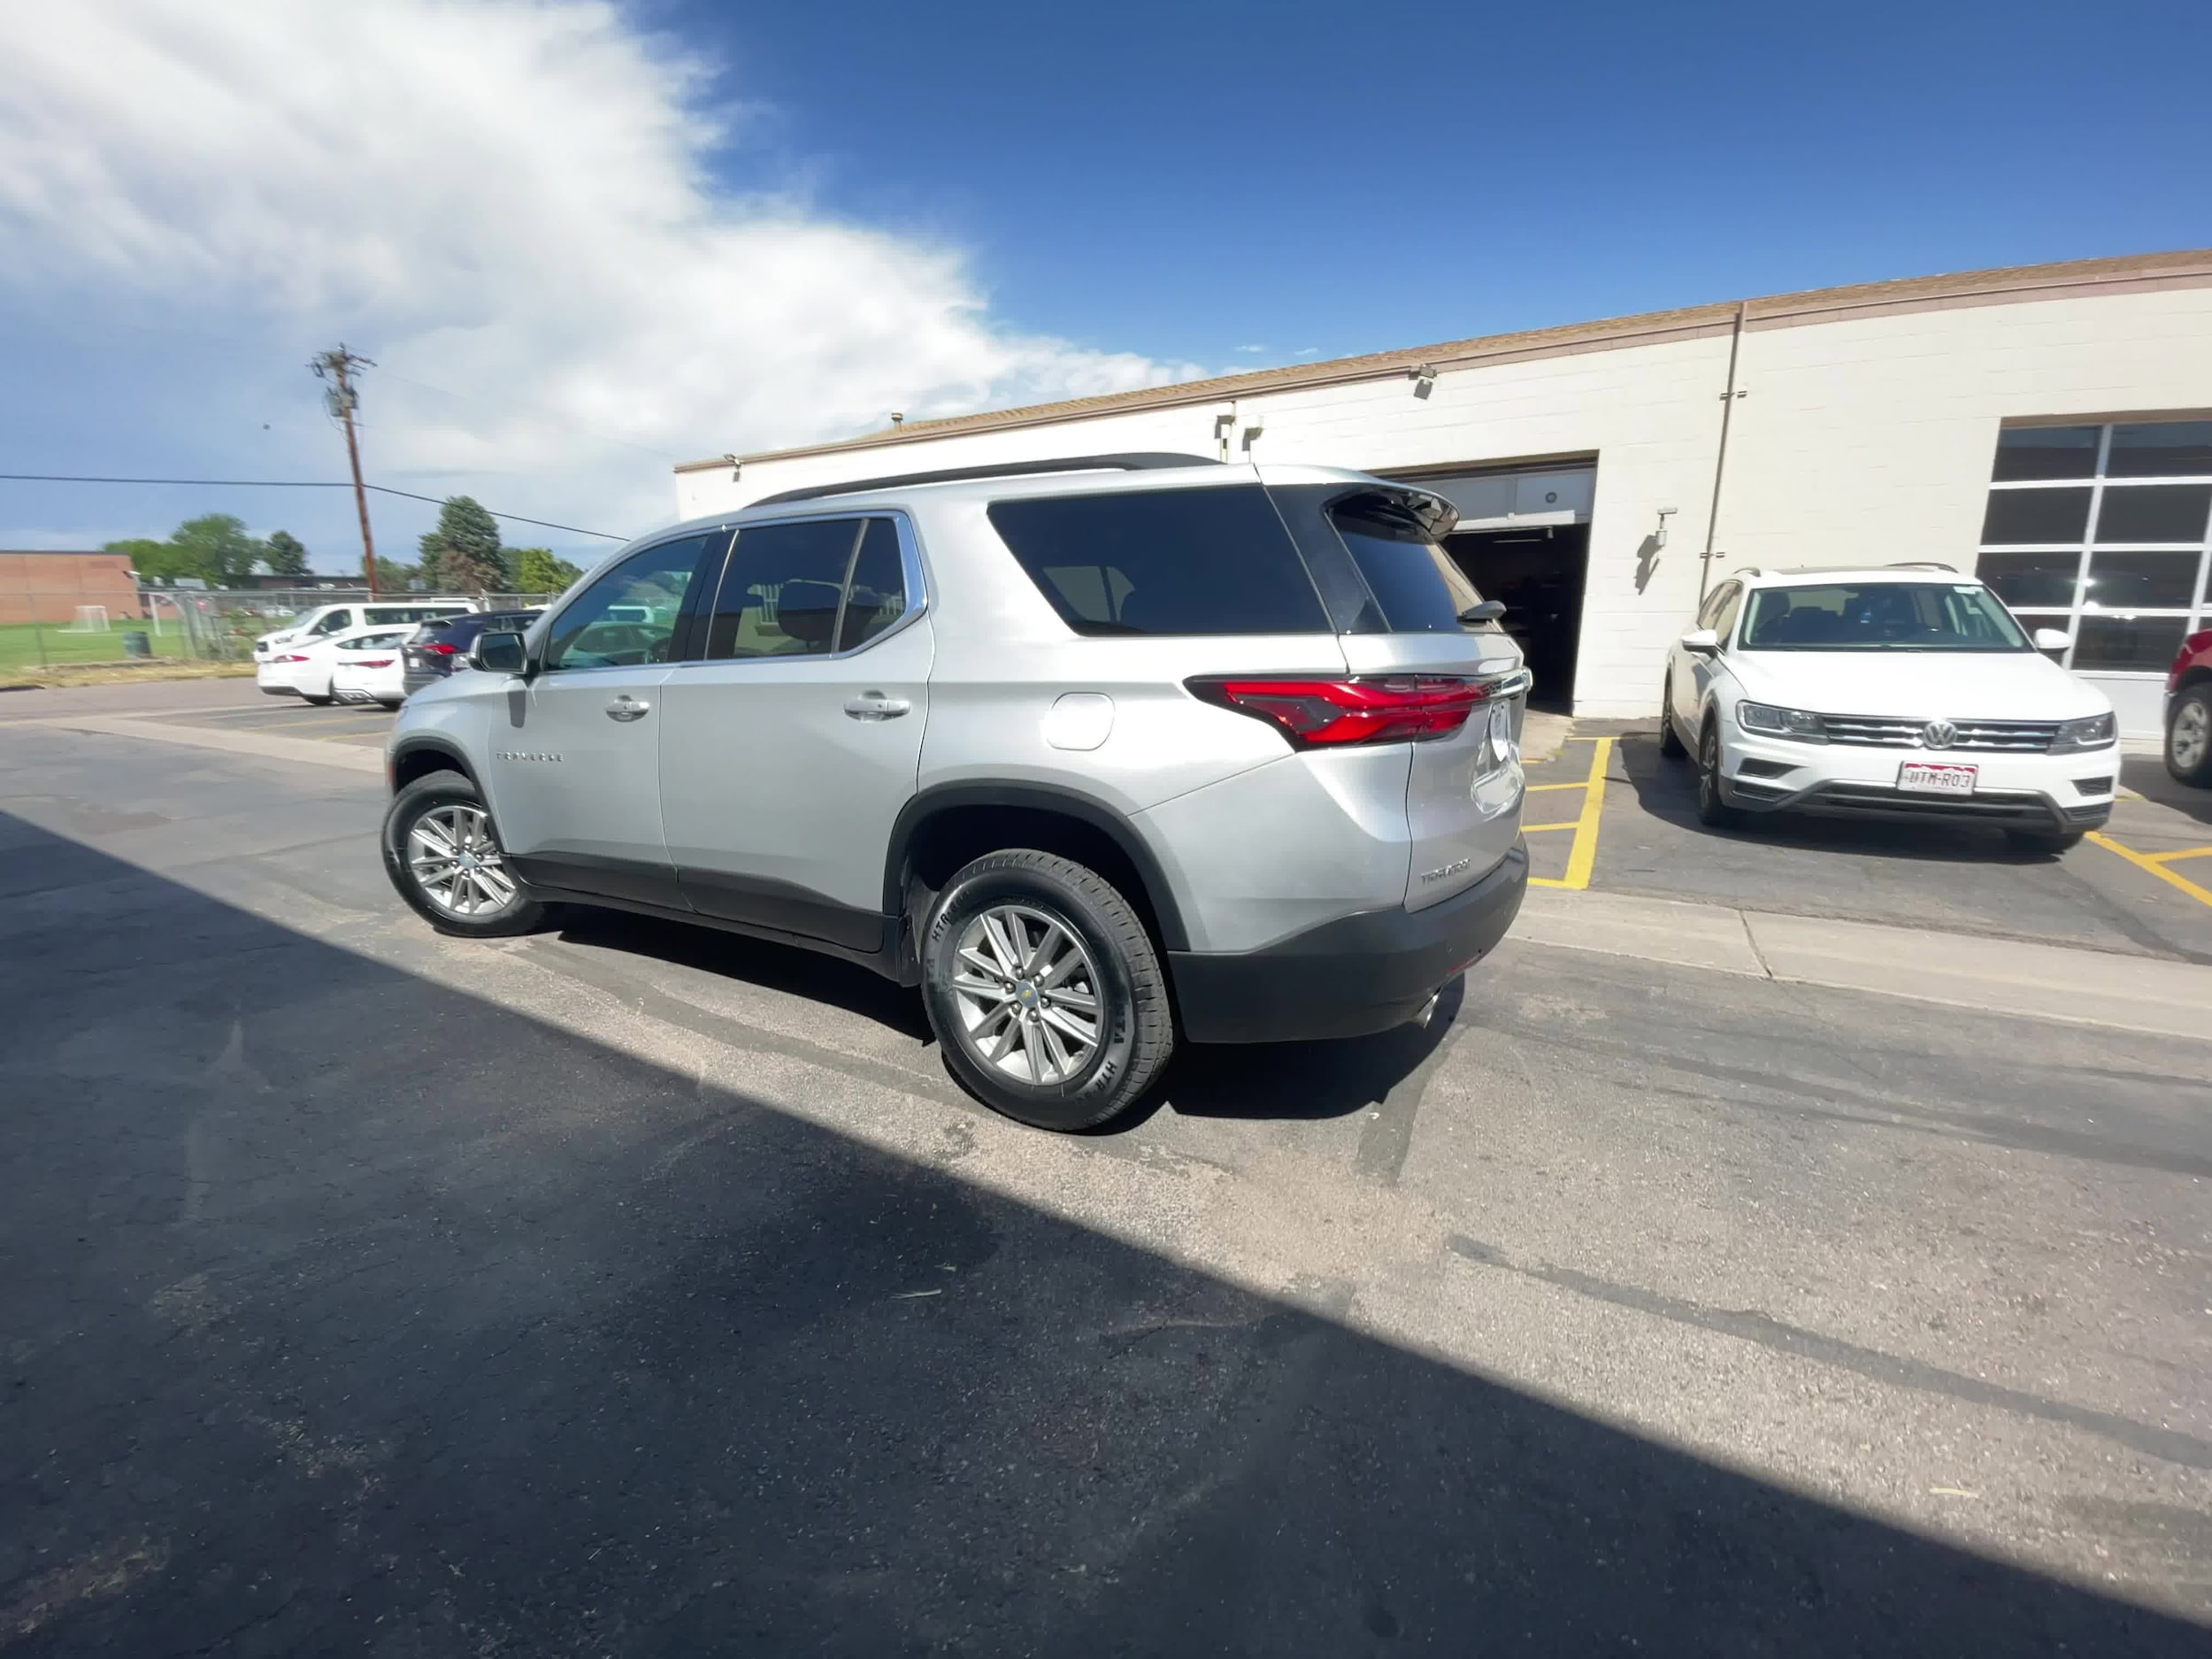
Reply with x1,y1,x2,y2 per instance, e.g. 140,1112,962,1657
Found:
1922,719,1958,749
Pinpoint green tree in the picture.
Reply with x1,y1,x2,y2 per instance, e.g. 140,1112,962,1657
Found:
513,546,582,594
263,529,311,577
374,556,421,593
418,495,506,593
170,513,266,585
104,537,181,584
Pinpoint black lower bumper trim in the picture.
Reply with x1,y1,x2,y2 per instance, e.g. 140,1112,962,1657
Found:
1728,777,2108,833
1168,844,1527,1045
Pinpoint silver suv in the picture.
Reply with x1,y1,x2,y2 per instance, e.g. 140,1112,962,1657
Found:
380,456,1529,1130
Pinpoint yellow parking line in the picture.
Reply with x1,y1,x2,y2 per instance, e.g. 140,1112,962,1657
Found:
1523,821,1581,833
2087,832,2212,908
1525,735,1612,892
2147,847,2212,864
1525,780,1588,793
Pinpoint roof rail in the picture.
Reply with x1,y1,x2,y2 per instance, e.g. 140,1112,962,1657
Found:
747,452,1220,507
1886,561,1958,572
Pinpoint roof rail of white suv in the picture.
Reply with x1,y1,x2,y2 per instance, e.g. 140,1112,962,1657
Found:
749,452,1221,508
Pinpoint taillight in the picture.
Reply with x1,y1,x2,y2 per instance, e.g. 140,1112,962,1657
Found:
429,641,457,655
357,658,395,668
1187,675,1495,748
274,652,310,663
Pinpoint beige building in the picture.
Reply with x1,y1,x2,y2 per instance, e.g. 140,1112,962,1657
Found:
678,250,2212,736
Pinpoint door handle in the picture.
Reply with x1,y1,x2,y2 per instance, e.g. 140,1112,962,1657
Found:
843,693,910,720
604,695,651,721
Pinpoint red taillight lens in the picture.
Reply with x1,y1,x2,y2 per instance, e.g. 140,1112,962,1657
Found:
357,658,395,668
274,653,310,663
429,641,457,655
1187,675,1494,748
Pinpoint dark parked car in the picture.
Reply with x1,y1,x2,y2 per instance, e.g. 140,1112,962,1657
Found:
2166,627,2212,787
400,611,542,697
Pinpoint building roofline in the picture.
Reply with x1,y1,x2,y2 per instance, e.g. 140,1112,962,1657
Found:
676,248,2212,474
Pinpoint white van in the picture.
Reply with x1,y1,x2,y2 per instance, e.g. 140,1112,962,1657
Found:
253,599,479,664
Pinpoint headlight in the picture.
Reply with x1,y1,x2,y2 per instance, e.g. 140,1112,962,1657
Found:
1736,701,1827,742
2049,711,2116,752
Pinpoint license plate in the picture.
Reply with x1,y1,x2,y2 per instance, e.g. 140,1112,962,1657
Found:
1898,761,1978,795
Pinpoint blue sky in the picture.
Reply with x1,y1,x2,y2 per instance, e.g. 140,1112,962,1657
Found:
1,0,2207,570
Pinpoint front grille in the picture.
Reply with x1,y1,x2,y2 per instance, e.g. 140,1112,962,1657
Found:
1818,714,2061,752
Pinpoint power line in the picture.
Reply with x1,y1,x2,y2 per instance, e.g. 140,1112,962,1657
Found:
0,473,628,540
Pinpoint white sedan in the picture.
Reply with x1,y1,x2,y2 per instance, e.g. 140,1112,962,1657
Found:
257,626,414,706
330,635,411,709
1660,564,2118,854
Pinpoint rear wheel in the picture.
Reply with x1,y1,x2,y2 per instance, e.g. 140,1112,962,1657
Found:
381,772,547,937
2167,685,2212,787
2005,828,2087,856
919,849,1172,1132
1695,718,1743,828
300,690,333,706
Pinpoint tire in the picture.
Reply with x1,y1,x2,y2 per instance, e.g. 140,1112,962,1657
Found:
2167,685,2212,787
1695,718,1744,828
919,849,1172,1133
300,691,334,706
377,699,404,711
380,771,548,938
1657,675,1687,758
2005,828,2086,856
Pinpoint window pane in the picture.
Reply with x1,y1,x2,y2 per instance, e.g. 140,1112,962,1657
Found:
1991,426,2099,481
2072,614,2189,672
1975,551,2081,609
2083,550,2199,609
2093,483,2212,543
837,518,907,651
2106,420,2212,478
1329,499,1484,633
1980,487,2091,545
987,486,1328,636
543,534,709,670
1712,587,1744,641
1738,582,2027,652
705,518,862,659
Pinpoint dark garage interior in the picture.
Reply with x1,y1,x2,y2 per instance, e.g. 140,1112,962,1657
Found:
1446,523,1589,711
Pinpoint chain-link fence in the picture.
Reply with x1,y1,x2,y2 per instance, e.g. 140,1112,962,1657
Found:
2,567,565,673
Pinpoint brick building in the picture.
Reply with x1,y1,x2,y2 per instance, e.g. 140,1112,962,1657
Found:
0,550,144,626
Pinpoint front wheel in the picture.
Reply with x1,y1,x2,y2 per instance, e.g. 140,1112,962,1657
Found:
2168,686,2212,787
1695,718,1744,828
1657,674,1687,758
380,772,548,937
920,849,1173,1132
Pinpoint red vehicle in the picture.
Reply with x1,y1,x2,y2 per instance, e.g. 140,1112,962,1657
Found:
2168,628,2212,786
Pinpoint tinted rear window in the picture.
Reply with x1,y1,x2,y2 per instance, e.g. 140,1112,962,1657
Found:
987,486,1328,636
1328,499,1484,633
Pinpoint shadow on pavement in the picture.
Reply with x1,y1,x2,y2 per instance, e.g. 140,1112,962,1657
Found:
2,810,2201,1654
2122,753,2212,829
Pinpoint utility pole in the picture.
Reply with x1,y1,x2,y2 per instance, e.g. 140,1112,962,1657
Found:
310,345,379,595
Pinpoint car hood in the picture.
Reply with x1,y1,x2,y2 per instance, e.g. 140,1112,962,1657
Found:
1729,649,2111,721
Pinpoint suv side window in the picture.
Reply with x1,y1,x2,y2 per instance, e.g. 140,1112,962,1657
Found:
987,486,1329,636
1709,584,1745,645
1694,582,1735,632
542,535,713,671
703,518,868,660
307,610,353,637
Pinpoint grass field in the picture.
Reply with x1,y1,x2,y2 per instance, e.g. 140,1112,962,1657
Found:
0,618,192,672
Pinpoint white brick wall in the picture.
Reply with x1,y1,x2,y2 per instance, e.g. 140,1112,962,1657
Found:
679,284,2212,719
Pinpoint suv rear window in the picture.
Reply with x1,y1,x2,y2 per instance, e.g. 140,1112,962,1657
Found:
1326,497,1484,633
988,486,1328,636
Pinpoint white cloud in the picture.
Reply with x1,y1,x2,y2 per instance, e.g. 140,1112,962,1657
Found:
0,0,1201,547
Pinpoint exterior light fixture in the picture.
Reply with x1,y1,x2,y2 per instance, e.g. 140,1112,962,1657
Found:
1409,364,1438,398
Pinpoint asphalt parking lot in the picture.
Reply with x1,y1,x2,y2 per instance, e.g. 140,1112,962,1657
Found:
1519,724,2212,963
3,686,2208,1652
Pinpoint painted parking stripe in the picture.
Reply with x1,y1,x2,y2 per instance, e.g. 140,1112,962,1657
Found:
2087,832,2212,908
1526,735,1612,893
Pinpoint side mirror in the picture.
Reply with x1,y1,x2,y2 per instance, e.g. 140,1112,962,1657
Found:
2032,626,2073,651
1679,627,1721,657
1458,599,1507,626
470,631,528,675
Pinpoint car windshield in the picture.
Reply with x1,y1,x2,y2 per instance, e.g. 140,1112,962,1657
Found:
1737,582,2030,652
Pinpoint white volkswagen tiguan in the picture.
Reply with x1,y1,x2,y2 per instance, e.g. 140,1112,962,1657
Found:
1661,565,2117,853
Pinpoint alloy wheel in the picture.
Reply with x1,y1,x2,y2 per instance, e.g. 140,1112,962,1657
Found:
406,803,518,918
2174,699,2209,771
949,903,1102,1086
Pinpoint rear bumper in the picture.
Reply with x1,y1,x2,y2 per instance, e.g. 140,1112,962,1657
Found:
1168,843,1527,1044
